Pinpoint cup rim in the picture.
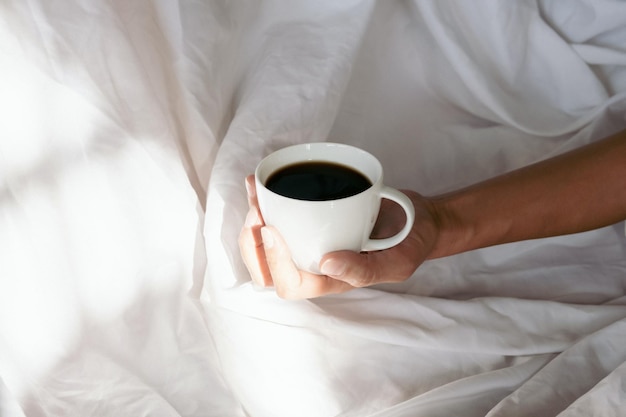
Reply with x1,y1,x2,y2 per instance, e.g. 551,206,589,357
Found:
255,142,383,202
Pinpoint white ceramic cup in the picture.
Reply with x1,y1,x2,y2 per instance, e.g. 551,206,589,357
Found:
255,142,415,274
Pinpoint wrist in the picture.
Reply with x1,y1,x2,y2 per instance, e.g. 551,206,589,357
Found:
425,192,484,259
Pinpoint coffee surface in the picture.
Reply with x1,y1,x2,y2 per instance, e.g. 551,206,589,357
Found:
266,161,372,201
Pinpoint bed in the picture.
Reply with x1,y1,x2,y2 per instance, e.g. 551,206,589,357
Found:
1,1,625,416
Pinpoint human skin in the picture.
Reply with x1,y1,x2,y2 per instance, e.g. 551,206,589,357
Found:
239,128,626,299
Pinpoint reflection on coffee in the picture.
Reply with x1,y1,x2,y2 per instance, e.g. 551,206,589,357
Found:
266,161,372,201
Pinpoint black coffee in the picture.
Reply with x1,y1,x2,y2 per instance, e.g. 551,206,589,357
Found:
266,161,372,201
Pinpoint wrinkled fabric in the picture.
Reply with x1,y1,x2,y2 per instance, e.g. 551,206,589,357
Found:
1,1,625,416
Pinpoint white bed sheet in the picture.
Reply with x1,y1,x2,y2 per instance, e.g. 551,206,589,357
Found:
1,1,626,416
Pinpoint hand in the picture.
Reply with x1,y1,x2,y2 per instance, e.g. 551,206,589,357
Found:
238,175,440,299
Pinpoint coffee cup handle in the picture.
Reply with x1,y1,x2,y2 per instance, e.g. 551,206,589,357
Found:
361,186,415,252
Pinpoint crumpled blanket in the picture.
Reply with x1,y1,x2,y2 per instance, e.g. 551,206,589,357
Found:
1,1,625,416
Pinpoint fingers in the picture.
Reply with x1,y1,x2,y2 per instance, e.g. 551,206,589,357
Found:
245,174,257,207
238,206,273,287
259,226,301,297
238,175,273,287
261,226,355,300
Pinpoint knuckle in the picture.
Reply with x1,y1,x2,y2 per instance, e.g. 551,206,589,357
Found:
364,255,382,285
362,266,381,287
350,264,378,288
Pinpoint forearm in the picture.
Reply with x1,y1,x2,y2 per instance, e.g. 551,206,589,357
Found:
428,128,626,259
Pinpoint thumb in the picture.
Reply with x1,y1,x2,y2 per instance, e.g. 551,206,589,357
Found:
319,251,381,288
320,244,420,288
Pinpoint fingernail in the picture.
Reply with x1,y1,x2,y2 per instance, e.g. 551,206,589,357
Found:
320,258,346,277
245,177,256,198
261,227,274,249
244,208,259,227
